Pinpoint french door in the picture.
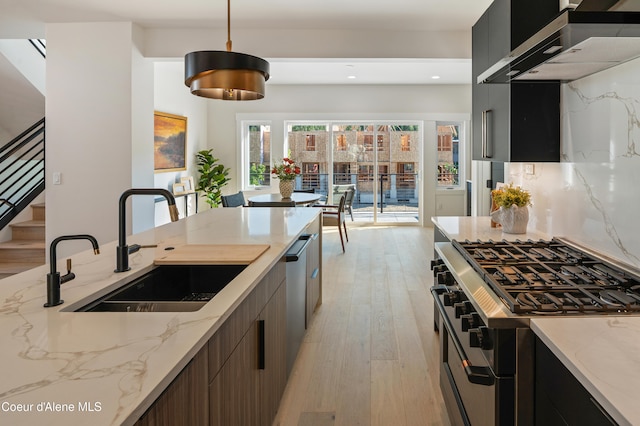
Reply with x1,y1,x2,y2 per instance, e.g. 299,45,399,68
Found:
287,121,421,224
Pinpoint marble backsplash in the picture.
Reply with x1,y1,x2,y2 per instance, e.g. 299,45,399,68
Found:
506,56,640,268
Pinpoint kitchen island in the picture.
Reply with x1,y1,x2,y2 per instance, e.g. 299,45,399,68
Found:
0,206,321,425
432,216,639,426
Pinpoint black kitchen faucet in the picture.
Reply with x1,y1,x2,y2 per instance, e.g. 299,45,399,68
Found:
44,234,100,307
114,188,179,273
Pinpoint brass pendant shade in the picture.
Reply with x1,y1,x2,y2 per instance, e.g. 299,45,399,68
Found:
185,51,270,100
184,0,270,101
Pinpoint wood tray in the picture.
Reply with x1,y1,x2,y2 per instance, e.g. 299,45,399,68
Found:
154,244,270,265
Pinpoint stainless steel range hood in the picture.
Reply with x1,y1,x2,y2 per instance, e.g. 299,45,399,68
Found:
478,3,640,83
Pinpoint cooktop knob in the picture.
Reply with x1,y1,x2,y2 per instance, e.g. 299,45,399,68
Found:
468,326,492,350
432,264,446,276
460,313,481,331
454,301,473,318
443,291,462,306
436,271,454,285
430,259,444,270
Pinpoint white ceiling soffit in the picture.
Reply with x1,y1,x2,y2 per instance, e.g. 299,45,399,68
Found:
0,0,492,32
267,59,472,85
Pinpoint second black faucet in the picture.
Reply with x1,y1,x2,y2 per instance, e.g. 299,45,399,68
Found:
115,188,179,273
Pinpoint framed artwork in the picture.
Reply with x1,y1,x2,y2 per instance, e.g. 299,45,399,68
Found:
180,176,195,193
154,111,187,172
172,182,187,195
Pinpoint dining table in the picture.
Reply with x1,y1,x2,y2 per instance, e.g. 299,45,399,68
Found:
247,192,322,206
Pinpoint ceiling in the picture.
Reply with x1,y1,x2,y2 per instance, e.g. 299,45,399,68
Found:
1,0,492,85
2,0,492,32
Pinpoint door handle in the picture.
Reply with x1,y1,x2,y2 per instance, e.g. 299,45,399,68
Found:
481,110,493,159
257,320,265,370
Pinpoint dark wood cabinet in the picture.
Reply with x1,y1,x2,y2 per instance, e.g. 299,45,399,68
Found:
259,281,287,426
472,0,561,162
534,337,617,425
135,347,209,426
209,261,287,426
209,324,260,426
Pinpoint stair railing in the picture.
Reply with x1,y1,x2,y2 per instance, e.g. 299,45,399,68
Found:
0,118,45,231
28,39,46,58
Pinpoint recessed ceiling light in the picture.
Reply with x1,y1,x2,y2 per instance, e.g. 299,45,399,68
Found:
347,75,356,79
431,75,440,79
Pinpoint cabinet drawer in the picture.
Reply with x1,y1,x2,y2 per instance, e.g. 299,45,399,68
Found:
208,260,286,382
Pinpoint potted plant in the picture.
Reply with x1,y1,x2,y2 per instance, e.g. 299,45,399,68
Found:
271,157,300,198
490,184,531,234
195,149,230,208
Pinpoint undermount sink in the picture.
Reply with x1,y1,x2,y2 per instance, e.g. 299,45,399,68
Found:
75,264,246,312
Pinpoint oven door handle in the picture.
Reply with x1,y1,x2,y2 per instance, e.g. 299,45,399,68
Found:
431,286,496,386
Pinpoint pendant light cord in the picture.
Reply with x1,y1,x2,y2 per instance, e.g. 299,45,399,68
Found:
226,0,232,51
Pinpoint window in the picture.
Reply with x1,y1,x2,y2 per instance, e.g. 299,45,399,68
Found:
377,134,385,151
363,135,374,151
401,134,410,151
334,162,351,183
397,162,415,187
358,165,373,181
306,134,316,151
244,123,271,188
378,164,389,181
437,123,461,187
302,162,320,188
336,134,347,151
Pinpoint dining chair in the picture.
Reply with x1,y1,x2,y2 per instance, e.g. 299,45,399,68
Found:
343,186,355,220
221,191,245,207
248,200,296,207
316,193,348,253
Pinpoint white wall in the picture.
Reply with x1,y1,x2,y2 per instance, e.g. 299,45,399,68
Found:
153,61,209,224
46,22,155,258
200,84,471,221
0,39,45,95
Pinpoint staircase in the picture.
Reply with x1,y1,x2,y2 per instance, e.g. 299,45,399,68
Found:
0,203,45,279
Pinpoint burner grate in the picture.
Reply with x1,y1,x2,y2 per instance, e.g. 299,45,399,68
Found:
453,238,640,315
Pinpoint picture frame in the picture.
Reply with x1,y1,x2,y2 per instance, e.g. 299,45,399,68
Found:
172,182,187,195
180,176,195,193
154,111,187,173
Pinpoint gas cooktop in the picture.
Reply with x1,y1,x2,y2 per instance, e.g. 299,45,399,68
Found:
452,238,640,315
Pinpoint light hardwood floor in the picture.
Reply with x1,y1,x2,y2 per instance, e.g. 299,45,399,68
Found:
274,224,451,426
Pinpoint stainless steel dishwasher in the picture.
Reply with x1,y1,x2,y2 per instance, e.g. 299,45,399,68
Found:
285,234,312,376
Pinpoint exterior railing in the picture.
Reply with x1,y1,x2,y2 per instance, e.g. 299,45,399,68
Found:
251,172,418,211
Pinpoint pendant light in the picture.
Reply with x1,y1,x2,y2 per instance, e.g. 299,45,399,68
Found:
184,0,270,100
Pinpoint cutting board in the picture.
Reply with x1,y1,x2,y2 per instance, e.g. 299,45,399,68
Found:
154,244,270,265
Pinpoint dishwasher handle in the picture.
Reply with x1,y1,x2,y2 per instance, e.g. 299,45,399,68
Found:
285,237,311,262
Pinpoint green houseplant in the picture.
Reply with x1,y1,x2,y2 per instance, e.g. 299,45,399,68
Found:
195,149,230,208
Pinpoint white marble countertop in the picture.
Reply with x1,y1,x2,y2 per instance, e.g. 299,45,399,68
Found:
431,216,551,242
532,317,640,426
0,207,320,426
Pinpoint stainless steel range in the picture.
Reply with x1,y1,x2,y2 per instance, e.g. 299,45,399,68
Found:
431,237,640,426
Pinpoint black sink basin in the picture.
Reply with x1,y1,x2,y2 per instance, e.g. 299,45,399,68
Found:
76,264,246,312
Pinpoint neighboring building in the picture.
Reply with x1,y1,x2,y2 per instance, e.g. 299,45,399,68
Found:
286,125,420,205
